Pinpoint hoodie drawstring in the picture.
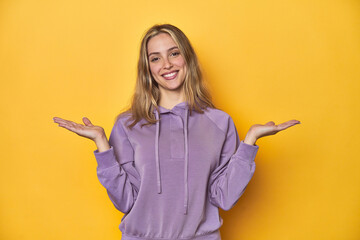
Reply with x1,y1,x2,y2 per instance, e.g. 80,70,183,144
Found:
183,109,189,214
154,106,189,215
155,110,162,194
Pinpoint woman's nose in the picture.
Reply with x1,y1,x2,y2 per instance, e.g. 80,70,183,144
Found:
163,58,173,69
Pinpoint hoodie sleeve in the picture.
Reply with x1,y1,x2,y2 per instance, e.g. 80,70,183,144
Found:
94,119,140,214
208,116,258,211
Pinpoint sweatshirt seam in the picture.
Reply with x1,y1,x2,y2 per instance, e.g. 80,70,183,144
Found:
203,109,228,136
231,157,256,168
97,162,119,170
232,151,256,163
116,117,136,153
122,229,219,240
236,143,259,161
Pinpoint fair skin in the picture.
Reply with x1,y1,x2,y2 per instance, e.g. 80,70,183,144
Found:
53,32,300,151
147,33,187,109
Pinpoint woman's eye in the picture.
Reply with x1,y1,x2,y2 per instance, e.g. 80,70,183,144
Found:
171,52,180,57
150,57,159,62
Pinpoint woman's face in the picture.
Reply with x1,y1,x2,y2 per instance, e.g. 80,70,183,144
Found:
147,33,187,96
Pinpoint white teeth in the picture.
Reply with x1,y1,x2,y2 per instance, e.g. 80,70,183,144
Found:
163,72,177,77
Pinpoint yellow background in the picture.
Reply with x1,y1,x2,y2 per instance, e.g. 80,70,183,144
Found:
1,0,359,239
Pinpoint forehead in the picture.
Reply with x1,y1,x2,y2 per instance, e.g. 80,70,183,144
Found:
147,33,178,53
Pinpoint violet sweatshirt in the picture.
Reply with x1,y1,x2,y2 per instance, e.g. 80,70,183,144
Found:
93,102,259,240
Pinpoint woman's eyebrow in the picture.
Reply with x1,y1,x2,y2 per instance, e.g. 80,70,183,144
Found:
148,46,179,57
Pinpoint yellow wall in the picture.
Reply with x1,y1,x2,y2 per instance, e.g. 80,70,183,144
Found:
1,0,359,239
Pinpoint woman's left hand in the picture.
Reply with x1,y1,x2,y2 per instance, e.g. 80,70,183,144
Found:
244,120,301,145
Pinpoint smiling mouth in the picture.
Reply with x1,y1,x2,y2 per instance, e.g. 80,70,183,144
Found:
162,71,178,80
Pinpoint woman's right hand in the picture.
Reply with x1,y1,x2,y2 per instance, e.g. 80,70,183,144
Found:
53,116,110,152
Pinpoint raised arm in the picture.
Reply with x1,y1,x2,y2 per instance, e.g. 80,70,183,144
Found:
208,117,258,210
208,117,300,210
94,118,141,213
53,116,140,213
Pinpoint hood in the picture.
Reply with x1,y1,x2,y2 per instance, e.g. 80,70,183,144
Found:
153,101,190,215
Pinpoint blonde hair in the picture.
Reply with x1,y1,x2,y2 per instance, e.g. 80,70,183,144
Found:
118,23,215,128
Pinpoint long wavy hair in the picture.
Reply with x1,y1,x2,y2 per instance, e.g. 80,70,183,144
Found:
117,23,215,129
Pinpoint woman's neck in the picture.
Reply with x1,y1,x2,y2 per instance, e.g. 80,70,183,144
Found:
158,89,186,110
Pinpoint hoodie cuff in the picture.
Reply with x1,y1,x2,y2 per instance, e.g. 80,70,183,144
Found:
233,140,259,163
93,146,119,168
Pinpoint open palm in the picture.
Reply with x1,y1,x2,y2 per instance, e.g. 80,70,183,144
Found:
250,119,301,140
53,117,105,141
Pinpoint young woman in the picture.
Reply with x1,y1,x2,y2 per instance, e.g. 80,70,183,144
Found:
53,24,300,240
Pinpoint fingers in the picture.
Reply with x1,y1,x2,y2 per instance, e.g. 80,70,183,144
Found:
276,120,301,131
58,122,77,132
53,117,75,125
286,119,301,125
82,117,93,126
53,117,63,123
53,117,82,131
265,121,275,126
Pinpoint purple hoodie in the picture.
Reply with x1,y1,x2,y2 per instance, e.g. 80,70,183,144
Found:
93,102,259,239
